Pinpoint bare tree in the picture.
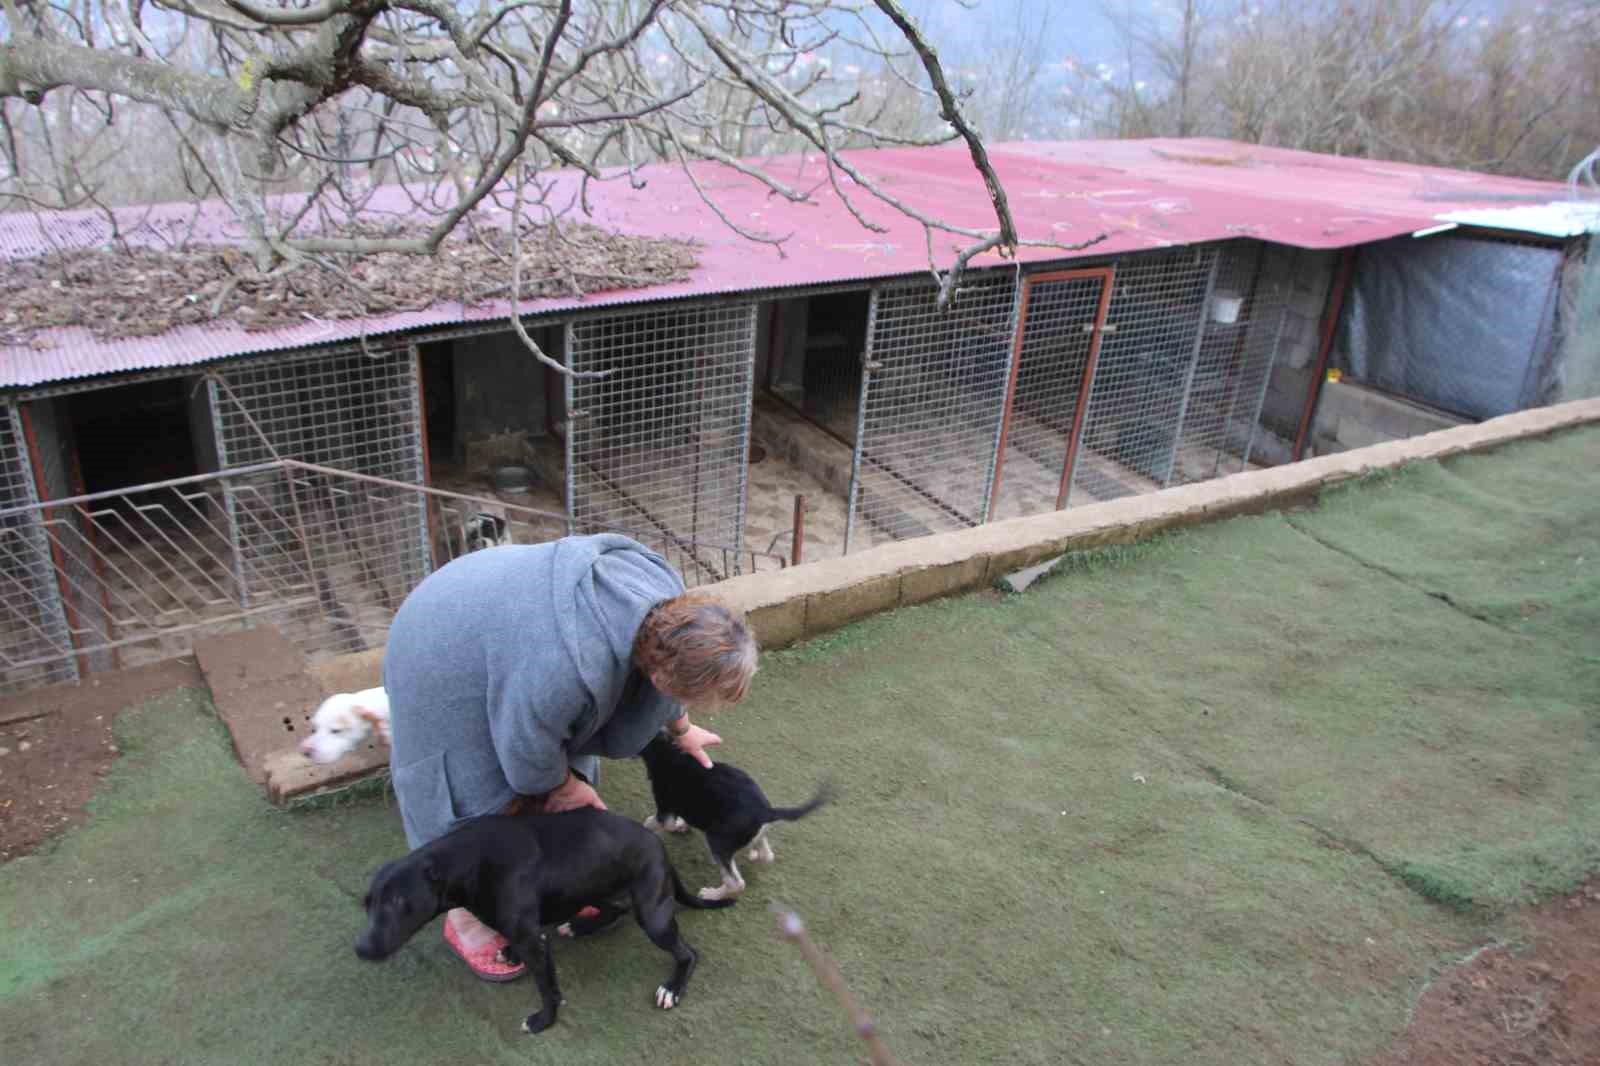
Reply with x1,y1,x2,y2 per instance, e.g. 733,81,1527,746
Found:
3,0,1091,354
1059,0,1599,182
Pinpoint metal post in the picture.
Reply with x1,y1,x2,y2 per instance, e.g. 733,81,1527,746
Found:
208,376,250,610
407,344,433,578
842,289,879,555
562,321,577,537
1294,247,1357,461
982,270,1029,523
1164,249,1222,488
731,303,757,556
1057,270,1118,510
1242,281,1293,468
690,350,706,551
791,494,806,565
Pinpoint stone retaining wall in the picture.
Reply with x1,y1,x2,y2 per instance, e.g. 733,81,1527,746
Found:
713,397,1600,650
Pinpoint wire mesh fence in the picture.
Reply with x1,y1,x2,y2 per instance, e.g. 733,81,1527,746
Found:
209,347,425,480
0,404,77,692
1168,243,1294,484
0,239,1308,689
841,242,1293,546
0,458,788,693
1066,246,1220,504
846,272,1019,549
566,301,757,584
988,268,1113,521
208,347,431,614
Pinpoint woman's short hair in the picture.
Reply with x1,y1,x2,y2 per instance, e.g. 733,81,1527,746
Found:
633,590,759,706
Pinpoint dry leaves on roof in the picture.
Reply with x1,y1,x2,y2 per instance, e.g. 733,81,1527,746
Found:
0,222,700,347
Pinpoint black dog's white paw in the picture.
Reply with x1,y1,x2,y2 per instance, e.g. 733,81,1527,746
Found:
556,922,573,938
655,985,681,1010
521,1010,557,1034
644,814,690,834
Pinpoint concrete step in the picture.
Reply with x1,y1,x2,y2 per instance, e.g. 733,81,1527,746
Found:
193,627,388,806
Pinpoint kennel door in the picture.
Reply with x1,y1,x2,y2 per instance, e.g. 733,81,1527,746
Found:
0,404,78,692
1065,246,1221,506
988,268,1115,521
565,302,757,586
209,347,431,649
844,273,1019,552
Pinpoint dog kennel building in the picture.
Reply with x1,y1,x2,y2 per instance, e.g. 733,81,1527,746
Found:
2,138,1596,695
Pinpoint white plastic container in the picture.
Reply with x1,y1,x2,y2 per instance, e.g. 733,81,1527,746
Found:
1211,293,1243,324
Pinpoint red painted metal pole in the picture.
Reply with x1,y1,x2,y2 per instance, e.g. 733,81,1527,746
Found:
986,278,1035,522
1293,248,1357,462
791,493,805,565
1056,269,1118,510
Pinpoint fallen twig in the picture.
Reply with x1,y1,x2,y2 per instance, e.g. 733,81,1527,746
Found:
773,905,903,1066
1,221,699,346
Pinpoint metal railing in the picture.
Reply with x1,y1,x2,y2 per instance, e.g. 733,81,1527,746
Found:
0,459,786,694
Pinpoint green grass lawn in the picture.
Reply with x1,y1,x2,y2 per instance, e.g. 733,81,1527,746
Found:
2,425,1597,1065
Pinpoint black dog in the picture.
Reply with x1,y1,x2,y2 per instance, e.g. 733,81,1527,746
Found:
354,808,733,1034
639,733,831,901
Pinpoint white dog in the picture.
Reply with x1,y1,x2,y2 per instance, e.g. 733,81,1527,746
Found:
299,687,391,764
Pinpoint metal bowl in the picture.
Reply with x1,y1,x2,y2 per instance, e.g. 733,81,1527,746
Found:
492,465,532,494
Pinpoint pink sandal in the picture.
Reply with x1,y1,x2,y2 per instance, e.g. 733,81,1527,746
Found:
443,917,526,982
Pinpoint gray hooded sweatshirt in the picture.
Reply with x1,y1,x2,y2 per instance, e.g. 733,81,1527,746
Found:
382,533,686,848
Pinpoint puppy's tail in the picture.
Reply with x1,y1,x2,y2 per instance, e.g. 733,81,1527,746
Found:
766,779,833,824
671,865,736,910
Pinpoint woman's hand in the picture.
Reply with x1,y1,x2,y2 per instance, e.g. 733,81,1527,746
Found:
671,720,723,770
540,771,607,814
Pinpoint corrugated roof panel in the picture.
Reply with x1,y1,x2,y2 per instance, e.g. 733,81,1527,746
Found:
2,138,1587,390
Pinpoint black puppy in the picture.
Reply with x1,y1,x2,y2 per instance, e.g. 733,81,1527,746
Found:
639,733,831,901
354,807,733,1034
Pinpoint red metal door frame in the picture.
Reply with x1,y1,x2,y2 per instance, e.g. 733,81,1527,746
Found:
18,402,108,677
987,267,1116,521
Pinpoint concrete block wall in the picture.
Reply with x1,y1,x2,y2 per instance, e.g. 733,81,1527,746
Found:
1307,379,1466,455
714,397,1600,653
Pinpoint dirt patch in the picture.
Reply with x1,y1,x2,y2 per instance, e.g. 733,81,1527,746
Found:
1366,878,1600,1066
0,658,202,862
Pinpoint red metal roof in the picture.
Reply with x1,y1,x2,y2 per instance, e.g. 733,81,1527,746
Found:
2,137,1591,390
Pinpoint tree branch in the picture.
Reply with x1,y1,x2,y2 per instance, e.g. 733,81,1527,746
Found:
773,907,902,1066
869,0,1017,253
220,0,350,27
508,162,610,380
0,35,256,126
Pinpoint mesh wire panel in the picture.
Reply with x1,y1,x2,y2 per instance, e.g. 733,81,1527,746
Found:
1169,244,1294,483
567,302,756,584
211,348,424,481
847,271,1018,548
210,348,429,635
989,270,1111,521
1068,246,1219,504
224,466,428,655
0,405,77,692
